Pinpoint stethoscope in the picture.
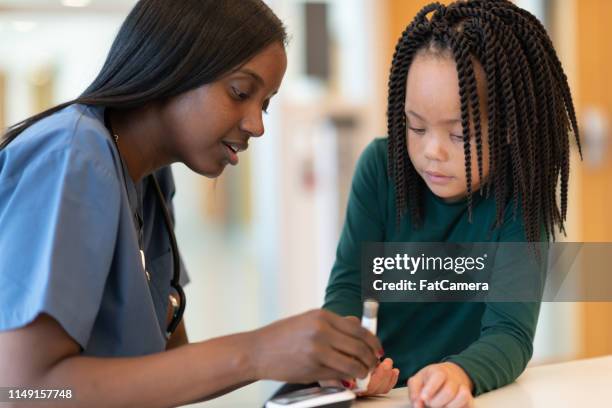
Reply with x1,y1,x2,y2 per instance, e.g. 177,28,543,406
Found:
105,110,186,339
150,174,186,338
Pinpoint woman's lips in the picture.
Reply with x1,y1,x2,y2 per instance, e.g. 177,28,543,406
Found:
222,142,239,165
424,171,453,184
221,141,249,166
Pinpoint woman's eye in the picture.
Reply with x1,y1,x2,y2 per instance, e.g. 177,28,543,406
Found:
450,134,464,142
408,127,426,136
232,86,249,100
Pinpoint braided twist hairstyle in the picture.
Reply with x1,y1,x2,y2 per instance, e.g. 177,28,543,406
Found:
387,0,580,242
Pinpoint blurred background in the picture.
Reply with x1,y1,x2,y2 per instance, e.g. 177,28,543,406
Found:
0,0,610,406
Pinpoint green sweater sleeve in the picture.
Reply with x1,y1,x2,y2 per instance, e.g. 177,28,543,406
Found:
323,139,387,317
443,302,540,395
443,211,542,396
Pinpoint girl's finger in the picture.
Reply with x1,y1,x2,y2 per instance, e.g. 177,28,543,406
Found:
356,359,388,396
371,359,394,394
447,385,473,408
382,367,400,394
420,370,446,401
427,382,458,408
407,372,424,407
375,362,396,394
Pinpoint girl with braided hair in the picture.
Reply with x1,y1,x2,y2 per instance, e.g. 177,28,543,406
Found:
323,0,580,406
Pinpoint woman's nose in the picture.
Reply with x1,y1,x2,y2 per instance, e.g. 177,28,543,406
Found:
240,107,265,137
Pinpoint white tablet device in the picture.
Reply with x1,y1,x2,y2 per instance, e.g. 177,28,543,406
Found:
265,386,355,408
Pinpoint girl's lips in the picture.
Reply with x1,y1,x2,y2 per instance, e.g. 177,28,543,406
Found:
424,171,453,184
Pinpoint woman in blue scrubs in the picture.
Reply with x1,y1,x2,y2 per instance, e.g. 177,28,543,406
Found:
0,1,383,405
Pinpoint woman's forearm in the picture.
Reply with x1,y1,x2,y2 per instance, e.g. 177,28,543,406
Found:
38,332,256,408
4,309,383,407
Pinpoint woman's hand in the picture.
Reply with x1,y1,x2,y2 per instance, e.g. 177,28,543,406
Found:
250,309,383,383
321,357,399,396
407,362,474,408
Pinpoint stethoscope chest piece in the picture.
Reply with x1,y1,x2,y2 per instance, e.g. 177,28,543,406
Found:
140,249,151,281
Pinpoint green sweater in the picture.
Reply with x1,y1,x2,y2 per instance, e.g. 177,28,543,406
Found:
323,138,540,396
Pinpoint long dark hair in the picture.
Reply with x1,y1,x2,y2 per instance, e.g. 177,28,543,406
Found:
1,0,287,148
387,0,581,243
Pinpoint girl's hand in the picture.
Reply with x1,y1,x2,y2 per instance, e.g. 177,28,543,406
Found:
320,357,399,396
407,362,474,408
251,309,383,383
355,357,399,396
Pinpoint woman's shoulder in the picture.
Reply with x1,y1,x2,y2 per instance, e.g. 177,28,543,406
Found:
1,104,119,180
15,104,114,158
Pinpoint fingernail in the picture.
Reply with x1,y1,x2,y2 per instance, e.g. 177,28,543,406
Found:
341,380,350,388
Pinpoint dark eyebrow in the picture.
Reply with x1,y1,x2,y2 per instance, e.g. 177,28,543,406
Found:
406,110,461,125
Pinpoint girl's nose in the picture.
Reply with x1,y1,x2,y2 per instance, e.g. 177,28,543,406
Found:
424,135,448,162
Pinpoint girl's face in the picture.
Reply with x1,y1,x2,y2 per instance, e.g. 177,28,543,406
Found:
405,52,490,202
160,42,287,177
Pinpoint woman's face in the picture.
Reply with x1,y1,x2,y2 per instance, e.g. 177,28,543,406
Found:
405,52,490,202
161,41,287,177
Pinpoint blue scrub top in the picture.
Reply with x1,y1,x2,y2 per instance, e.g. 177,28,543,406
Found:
0,104,189,357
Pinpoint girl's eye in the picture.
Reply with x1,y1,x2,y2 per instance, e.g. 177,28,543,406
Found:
450,134,464,142
232,86,249,100
408,127,426,136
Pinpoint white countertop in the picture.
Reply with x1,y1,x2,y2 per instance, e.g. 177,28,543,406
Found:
353,356,612,407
